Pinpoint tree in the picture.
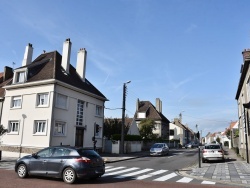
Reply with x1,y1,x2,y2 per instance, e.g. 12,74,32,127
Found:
216,137,220,143
0,124,7,145
139,119,156,139
0,124,7,137
103,118,129,139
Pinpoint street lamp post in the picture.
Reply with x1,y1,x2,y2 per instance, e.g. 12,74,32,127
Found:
121,81,131,154
243,102,250,163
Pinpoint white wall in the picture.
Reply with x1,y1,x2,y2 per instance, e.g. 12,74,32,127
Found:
1,84,54,148
51,84,105,148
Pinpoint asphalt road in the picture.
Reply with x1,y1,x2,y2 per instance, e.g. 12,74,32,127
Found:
0,148,235,187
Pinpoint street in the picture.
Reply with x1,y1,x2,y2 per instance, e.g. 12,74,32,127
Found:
0,148,240,187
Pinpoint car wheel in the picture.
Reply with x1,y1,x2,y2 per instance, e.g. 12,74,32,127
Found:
17,164,28,178
202,158,205,163
63,167,76,184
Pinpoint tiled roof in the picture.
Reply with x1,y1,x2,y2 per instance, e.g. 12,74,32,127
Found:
136,101,170,123
10,51,107,100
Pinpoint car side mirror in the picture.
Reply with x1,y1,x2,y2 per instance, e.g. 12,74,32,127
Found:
32,153,38,158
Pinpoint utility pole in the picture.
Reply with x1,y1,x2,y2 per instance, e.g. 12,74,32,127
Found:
121,81,131,154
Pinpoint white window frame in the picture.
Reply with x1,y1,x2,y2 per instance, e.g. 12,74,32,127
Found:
96,105,102,116
33,120,47,135
54,121,67,136
8,121,19,134
76,100,84,126
13,68,27,84
55,93,68,109
11,96,22,109
37,93,49,107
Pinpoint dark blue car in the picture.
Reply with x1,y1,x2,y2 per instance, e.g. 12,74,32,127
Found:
15,146,105,184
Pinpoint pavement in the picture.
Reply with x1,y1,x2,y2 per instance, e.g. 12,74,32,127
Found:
102,148,250,187
2,148,250,187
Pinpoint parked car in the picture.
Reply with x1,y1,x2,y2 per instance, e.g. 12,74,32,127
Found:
185,142,199,149
15,146,105,184
150,143,169,156
202,144,225,163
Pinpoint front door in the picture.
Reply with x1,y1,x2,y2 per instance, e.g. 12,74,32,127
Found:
75,127,84,147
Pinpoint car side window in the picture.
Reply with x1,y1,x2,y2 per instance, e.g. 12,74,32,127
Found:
53,148,71,157
37,148,54,157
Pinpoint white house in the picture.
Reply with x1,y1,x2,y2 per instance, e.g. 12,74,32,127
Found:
0,39,108,156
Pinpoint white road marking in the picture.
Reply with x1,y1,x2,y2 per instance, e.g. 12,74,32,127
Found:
105,166,125,172
136,170,168,180
115,168,153,178
153,172,177,181
201,180,216,184
105,166,113,169
176,177,193,183
103,167,139,176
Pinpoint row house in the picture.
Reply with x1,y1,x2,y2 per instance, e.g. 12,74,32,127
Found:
235,49,250,161
0,39,108,156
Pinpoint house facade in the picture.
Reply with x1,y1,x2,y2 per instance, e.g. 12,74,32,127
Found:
170,118,186,145
134,98,170,139
235,49,250,161
0,39,107,155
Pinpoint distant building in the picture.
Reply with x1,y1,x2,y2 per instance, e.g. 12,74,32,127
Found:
134,98,170,139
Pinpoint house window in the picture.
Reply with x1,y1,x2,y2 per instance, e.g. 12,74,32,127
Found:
8,121,19,134
11,96,22,108
247,77,250,101
16,71,25,83
170,129,175,136
34,121,46,135
56,93,68,109
37,93,49,106
76,100,84,126
54,121,66,136
96,105,102,116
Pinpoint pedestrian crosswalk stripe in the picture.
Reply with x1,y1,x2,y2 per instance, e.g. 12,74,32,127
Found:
135,170,168,180
105,166,114,169
201,180,216,184
153,172,177,181
115,168,153,179
105,166,126,172
176,177,193,183
103,167,139,176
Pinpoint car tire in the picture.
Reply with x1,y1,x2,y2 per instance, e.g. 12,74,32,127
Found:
202,158,205,163
17,164,28,178
63,167,76,184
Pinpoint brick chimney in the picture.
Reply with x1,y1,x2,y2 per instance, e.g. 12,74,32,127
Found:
76,48,87,82
3,66,13,81
156,98,162,113
22,43,33,66
242,49,250,62
61,38,72,73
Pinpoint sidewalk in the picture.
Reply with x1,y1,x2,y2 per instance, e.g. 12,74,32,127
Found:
178,148,250,187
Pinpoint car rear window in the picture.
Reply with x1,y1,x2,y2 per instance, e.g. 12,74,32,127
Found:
205,145,220,149
77,149,100,158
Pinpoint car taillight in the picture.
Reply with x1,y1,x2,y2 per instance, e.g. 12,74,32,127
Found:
75,157,91,163
202,150,207,153
218,150,223,153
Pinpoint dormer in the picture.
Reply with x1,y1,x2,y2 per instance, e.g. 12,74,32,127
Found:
12,68,28,84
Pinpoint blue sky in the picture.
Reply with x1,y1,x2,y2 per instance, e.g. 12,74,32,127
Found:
0,0,249,136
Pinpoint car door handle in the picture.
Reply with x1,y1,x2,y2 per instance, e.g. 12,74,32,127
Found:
60,160,65,162
43,160,47,162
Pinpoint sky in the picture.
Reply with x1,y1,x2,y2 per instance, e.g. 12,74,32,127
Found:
0,0,249,137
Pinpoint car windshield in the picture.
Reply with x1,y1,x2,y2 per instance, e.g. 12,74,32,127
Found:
205,145,220,149
152,144,164,148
